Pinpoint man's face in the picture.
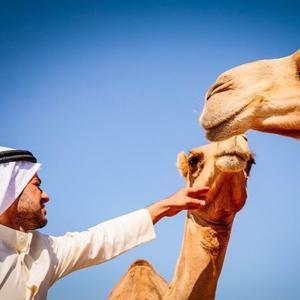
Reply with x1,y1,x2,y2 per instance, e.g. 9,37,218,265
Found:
15,175,50,231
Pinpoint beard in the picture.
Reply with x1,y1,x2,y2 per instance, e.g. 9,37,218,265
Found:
15,193,48,231
15,210,47,230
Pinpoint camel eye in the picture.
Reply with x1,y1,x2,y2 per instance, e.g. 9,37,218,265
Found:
188,156,199,167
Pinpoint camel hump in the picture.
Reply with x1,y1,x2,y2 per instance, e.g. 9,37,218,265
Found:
128,259,153,269
108,259,168,299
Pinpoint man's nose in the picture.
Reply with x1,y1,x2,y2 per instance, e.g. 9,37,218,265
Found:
42,191,50,203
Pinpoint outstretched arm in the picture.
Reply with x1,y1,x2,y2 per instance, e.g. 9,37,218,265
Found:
48,186,209,284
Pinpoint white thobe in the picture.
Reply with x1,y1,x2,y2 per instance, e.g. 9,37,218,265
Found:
0,209,156,300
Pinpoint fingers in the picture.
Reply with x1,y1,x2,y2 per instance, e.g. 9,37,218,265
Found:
186,186,209,199
187,198,206,206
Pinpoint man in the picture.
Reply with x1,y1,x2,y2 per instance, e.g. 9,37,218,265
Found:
0,146,209,300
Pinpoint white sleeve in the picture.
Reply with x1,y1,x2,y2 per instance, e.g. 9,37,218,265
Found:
49,208,156,284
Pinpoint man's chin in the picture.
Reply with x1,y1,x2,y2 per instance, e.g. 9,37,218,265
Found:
38,218,48,229
30,216,48,230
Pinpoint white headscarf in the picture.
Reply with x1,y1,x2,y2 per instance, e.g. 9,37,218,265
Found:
0,147,41,215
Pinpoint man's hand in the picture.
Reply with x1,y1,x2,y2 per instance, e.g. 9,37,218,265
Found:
147,187,209,224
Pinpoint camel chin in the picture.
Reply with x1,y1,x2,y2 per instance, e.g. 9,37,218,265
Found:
215,155,247,173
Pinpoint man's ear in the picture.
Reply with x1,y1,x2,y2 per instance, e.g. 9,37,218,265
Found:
176,152,188,177
292,49,300,71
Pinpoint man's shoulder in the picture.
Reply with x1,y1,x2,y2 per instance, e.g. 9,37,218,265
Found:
31,230,55,247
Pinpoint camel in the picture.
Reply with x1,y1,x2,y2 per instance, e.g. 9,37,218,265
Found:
200,49,300,141
108,135,255,300
108,259,169,300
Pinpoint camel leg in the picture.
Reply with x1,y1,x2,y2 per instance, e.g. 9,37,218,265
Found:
108,259,169,300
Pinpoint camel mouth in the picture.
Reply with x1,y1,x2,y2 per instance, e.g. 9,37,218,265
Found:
201,102,248,131
201,95,264,141
201,105,249,141
215,151,248,162
201,104,248,135
215,151,248,173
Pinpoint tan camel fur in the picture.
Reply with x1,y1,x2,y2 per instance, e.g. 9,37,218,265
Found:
109,135,254,300
200,50,300,141
108,259,168,300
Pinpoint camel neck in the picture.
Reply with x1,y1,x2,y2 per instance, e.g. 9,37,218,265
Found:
164,212,233,300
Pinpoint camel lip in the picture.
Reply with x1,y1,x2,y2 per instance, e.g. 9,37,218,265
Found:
215,151,248,162
201,93,261,132
201,105,245,131
201,95,263,138
201,100,255,141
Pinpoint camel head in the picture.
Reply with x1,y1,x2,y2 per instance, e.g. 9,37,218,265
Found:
200,50,300,141
177,135,255,226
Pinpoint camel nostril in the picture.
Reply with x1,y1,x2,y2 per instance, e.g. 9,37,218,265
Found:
205,79,234,101
205,92,212,102
206,94,212,101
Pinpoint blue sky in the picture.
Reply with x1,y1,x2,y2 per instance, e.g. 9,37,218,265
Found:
1,0,300,299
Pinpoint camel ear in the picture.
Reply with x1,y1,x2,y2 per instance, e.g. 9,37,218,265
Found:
292,49,300,71
176,152,189,177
